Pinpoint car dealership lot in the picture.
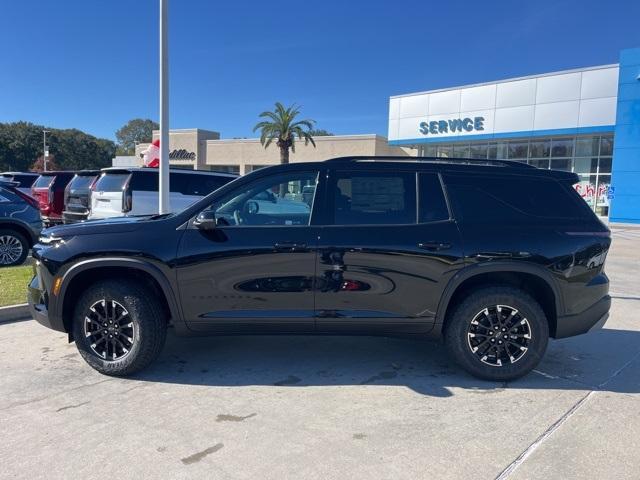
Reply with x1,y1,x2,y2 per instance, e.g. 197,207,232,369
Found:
1,228,638,480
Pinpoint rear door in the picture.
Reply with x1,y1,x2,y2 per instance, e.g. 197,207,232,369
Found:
315,167,465,334
90,172,131,219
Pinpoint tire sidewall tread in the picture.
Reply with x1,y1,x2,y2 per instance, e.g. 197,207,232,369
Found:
73,279,167,376
0,228,29,267
444,285,549,382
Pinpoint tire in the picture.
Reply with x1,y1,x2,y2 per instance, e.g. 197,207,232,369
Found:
444,286,549,382
72,279,167,376
0,228,29,267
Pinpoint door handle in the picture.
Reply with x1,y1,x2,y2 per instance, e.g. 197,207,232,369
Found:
274,242,308,251
418,241,451,251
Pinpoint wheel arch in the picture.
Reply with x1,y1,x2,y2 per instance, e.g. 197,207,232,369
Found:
0,220,36,247
56,258,184,337
436,263,563,338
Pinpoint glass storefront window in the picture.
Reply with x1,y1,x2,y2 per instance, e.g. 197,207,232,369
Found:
453,144,470,158
496,142,508,159
508,141,528,159
529,159,550,169
551,138,574,157
550,158,572,171
529,139,550,158
487,143,497,159
598,157,612,173
423,145,437,157
436,146,451,158
469,143,488,159
574,158,598,174
575,136,599,157
600,136,614,156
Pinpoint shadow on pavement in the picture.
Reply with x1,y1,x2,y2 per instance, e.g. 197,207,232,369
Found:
133,327,640,397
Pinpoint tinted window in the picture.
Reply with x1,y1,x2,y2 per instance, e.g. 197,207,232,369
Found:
418,173,449,223
331,171,416,225
68,174,97,190
10,175,37,188
183,174,231,196
213,172,317,226
445,174,591,222
33,175,54,189
94,173,131,192
130,171,157,191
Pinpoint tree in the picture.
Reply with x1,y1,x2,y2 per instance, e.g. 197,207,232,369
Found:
115,118,159,155
0,122,115,172
253,103,316,165
308,129,334,136
31,155,60,172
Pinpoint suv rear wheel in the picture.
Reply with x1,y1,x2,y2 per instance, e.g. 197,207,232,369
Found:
444,286,549,381
0,228,29,267
72,280,167,376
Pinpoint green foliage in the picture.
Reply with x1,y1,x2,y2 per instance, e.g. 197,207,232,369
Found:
308,129,334,136
0,122,115,172
253,102,317,164
115,118,159,155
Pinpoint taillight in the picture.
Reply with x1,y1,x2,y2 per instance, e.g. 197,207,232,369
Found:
14,188,39,209
122,177,132,213
64,181,72,207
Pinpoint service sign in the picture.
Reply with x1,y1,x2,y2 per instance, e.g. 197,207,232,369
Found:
419,116,485,136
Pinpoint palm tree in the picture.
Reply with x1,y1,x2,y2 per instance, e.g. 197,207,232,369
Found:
253,102,317,165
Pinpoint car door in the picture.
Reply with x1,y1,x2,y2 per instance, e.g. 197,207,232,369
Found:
176,167,323,333
315,166,465,334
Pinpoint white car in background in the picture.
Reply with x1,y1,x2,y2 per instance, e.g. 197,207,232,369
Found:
89,168,237,220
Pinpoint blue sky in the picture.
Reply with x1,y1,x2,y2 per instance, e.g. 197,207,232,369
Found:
1,0,638,141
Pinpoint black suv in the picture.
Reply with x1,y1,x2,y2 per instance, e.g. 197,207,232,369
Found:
28,157,611,381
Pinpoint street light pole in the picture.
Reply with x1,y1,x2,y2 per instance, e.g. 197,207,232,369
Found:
158,0,170,214
42,130,49,172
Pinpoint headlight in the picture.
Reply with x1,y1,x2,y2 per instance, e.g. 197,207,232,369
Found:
38,235,68,247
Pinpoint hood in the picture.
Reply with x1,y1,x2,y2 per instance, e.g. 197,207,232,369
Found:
42,215,156,237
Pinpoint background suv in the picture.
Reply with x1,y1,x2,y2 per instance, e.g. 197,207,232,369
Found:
31,171,75,226
0,179,41,266
28,157,611,381
62,170,99,224
89,167,237,219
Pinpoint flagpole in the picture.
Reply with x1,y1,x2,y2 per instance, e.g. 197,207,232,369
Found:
159,0,170,214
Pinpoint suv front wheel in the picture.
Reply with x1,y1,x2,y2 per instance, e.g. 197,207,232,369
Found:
444,286,549,381
73,280,167,376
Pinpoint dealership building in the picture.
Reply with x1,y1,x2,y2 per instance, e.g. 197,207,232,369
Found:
388,47,640,223
120,46,640,223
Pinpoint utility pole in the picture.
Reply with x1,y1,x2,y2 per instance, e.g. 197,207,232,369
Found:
158,0,170,214
43,130,49,172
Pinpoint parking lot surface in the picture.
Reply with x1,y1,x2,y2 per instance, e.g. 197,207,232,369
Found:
1,229,638,479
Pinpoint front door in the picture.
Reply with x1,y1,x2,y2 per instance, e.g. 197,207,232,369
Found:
315,168,464,334
176,169,322,333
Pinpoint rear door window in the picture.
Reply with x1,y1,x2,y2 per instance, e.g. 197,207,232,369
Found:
130,171,157,191
94,173,131,192
330,171,417,225
185,175,231,196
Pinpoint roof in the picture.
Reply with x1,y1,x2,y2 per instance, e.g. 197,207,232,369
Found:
100,167,237,177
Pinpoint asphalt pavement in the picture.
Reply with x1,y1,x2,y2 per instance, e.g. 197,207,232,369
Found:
0,228,638,479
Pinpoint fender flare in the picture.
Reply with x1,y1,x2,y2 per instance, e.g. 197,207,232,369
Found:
435,261,564,325
52,257,184,330
0,219,38,245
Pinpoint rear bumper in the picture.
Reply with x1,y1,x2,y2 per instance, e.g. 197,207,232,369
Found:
555,295,611,339
62,210,89,224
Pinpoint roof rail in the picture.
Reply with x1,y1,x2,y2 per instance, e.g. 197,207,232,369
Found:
324,156,535,169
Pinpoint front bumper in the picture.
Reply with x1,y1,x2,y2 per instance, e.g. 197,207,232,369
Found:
555,295,611,338
27,267,66,333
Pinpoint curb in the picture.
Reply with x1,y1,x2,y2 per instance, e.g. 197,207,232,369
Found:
0,303,30,324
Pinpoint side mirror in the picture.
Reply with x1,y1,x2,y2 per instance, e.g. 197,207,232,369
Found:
194,210,217,230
